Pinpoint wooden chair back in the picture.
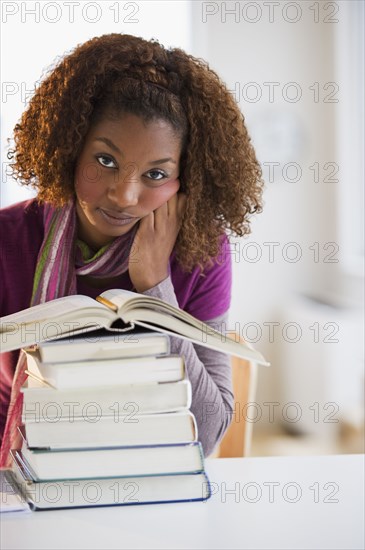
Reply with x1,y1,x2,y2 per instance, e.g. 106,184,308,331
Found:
214,332,258,458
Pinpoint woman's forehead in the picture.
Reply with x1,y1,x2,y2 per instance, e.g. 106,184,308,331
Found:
82,113,182,160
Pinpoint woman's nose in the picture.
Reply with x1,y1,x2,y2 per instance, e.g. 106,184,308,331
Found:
107,164,139,207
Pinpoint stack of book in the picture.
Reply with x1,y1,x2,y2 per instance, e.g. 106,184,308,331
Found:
9,329,211,510
1,288,269,510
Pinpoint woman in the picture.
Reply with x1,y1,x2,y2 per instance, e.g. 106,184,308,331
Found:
0,33,264,465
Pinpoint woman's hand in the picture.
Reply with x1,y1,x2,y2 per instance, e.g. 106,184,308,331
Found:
128,192,187,293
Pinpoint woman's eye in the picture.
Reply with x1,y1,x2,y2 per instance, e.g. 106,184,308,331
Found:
146,169,166,181
96,155,117,168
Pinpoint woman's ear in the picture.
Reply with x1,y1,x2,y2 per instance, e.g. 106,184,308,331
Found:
177,190,187,220
176,177,185,193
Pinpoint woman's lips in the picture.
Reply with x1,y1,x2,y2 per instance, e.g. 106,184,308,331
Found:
98,208,139,226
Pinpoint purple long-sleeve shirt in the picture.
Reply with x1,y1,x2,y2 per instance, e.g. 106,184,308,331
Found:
0,199,234,456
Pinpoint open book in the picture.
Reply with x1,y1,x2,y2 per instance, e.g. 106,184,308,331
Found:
0,288,269,365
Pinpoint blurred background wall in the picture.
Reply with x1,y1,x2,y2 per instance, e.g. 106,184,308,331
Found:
1,0,363,455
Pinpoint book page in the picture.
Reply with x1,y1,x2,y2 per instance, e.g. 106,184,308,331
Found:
0,492,30,513
100,290,269,365
0,470,30,513
0,295,103,330
100,288,137,309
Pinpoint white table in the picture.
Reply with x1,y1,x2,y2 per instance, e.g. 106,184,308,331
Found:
1,454,364,550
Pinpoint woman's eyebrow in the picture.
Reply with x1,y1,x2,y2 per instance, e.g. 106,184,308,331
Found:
94,137,121,154
149,158,176,165
94,137,176,164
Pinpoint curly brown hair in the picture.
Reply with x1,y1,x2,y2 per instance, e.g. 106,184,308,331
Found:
8,33,264,271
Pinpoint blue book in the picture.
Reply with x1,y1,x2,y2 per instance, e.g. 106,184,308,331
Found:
9,451,212,510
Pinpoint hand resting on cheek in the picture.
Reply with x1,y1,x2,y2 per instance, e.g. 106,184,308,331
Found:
128,188,187,293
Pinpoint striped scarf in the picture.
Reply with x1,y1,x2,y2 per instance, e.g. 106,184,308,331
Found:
0,201,137,467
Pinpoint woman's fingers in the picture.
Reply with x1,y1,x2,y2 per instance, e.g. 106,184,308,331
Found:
128,193,186,292
155,192,186,223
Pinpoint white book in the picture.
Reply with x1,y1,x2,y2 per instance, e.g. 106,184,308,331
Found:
0,288,269,365
21,378,191,421
16,441,204,480
22,410,197,449
36,329,170,363
25,350,185,389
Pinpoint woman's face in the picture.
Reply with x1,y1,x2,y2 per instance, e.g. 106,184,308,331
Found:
74,112,182,250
